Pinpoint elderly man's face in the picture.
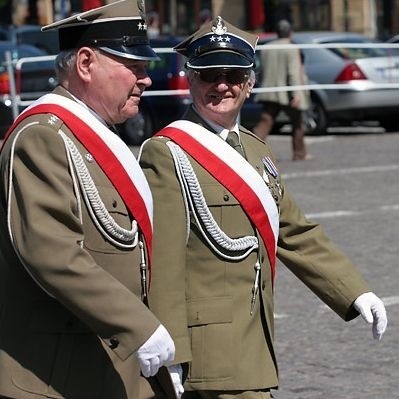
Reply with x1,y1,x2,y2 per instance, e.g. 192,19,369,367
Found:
88,50,152,125
188,68,253,128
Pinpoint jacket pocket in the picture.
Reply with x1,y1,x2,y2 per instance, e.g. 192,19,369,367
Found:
201,183,239,207
82,186,134,253
187,296,233,382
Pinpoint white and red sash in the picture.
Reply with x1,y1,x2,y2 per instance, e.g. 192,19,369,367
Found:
2,94,154,268
156,120,279,281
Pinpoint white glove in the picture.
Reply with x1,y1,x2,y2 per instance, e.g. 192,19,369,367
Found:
136,324,175,377
168,364,184,397
353,292,388,340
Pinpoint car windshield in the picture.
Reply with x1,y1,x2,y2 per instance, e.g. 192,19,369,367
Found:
325,38,391,59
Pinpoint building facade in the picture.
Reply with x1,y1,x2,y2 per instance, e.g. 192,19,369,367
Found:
145,0,398,39
1,0,399,40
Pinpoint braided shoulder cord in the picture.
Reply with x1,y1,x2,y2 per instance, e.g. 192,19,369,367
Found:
58,130,138,249
167,141,258,260
165,141,191,244
60,132,84,248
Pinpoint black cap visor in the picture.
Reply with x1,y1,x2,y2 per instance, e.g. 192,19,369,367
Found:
100,44,160,61
186,50,253,69
58,19,159,61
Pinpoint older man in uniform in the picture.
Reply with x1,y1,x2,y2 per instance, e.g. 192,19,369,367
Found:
0,1,176,398
139,17,388,398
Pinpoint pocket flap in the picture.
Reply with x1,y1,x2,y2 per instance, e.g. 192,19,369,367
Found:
201,184,240,206
187,296,233,326
96,185,129,215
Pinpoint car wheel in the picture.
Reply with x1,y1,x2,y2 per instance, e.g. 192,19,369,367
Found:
119,108,153,146
307,97,328,135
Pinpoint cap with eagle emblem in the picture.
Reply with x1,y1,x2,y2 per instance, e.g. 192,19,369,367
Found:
42,0,159,60
174,16,258,69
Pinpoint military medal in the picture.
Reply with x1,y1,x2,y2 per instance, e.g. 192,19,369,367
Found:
261,156,278,178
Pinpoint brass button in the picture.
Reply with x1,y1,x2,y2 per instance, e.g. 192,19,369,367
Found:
223,194,229,201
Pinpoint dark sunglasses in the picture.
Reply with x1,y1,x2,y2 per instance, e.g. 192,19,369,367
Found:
194,69,250,84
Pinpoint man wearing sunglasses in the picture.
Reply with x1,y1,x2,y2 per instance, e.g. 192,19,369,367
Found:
139,16,387,399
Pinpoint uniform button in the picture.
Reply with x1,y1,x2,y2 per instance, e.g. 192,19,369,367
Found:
223,194,229,201
112,200,117,208
261,255,265,262
262,281,266,290
109,337,119,349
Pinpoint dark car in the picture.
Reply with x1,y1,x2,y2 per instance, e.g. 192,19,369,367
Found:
2,24,59,55
118,35,191,145
0,41,57,137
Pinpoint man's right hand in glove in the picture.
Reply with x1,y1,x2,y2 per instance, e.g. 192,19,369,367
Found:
136,324,175,377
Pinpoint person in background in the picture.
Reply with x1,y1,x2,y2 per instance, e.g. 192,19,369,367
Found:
11,0,30,25
0,1,176,398
139,16,388,399
199,8,212,26
147,10,160,38
254,19,312,161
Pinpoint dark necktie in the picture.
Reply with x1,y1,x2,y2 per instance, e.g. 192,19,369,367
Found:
226,131,245,157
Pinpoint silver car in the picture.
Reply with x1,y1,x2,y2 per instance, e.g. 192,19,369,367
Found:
254,31,399,133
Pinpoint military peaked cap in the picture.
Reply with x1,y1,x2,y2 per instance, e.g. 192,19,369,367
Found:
174,16,258,69
42,0,159,60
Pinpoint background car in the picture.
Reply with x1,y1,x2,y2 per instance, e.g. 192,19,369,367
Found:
0,41,57,137
6,24,59,55
251,31,399,134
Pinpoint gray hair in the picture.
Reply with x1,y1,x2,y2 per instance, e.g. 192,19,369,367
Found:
54,49,78,80
248,69,256,87
276,19,292,38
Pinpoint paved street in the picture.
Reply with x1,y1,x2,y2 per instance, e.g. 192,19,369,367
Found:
268,131,399,398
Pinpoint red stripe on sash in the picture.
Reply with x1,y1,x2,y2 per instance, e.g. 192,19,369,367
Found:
157,126,276,282
2,104,153,269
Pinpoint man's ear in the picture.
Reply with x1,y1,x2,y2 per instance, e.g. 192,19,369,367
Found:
246,80,255,98
75,47,96,82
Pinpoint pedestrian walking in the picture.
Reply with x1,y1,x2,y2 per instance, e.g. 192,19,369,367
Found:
254,19,312,160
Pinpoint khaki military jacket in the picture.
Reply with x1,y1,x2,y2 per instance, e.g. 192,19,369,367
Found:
139,107,370,391
0,87,161,399
254,37,310,111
